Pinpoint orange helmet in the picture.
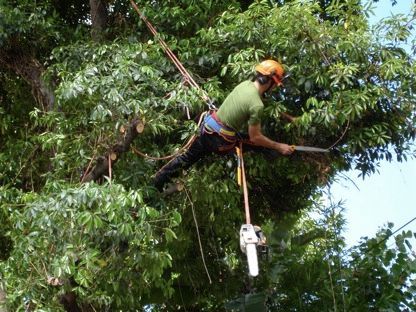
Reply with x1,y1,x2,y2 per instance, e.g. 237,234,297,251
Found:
255,60,285,86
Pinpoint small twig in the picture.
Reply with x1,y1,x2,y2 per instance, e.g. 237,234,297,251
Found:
305,31,331,66
184,186,212,284
177,279,189,312
81,130,103,183
327,119,350,150
11,146,39,185
80,155,96,183
337,171,360,191
29,260,44,278
146,218,177,223
108,154,112,185
324,228,337,312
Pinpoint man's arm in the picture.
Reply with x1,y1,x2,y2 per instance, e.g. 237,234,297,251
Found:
248,123,294,155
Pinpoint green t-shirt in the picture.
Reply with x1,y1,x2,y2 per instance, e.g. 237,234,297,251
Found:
216,80,263,132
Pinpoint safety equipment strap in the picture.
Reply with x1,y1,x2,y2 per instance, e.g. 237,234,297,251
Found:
203,114,237,141
236,142,251,224
129,0,216,110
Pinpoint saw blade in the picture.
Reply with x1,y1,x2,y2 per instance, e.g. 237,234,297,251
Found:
294,146,329,153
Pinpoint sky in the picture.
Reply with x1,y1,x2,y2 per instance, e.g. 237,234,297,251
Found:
330,0,416,247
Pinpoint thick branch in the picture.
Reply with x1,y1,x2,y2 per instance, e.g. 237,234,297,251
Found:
0,49,55,111
0,286,7,312
83,119,144,183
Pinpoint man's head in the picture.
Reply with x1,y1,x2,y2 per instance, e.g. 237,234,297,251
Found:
254,60,285,88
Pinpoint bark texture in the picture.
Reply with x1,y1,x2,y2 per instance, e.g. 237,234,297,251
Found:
90,0,108,42
0,49,55,111
0,286,6,312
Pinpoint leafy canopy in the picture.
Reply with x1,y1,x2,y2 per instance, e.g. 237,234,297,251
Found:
0,0,415,311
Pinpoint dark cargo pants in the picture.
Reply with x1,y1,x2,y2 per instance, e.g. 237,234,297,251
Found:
153,129,278,191
153,128,234,191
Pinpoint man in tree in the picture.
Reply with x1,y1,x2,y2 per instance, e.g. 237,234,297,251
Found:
154,59,294,192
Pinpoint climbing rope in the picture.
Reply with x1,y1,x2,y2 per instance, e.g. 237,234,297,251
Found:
129,0,216,110
129,0,218,162
184,186,212,284
131,138,195,161
131,111,208,165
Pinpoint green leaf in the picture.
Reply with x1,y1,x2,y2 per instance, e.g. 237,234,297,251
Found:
164,228,177,242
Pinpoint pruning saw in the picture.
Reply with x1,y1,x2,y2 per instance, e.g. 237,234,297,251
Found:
292,145,330,153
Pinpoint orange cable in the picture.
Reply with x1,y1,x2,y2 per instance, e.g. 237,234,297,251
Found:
237,142,251,224
129,0,210,102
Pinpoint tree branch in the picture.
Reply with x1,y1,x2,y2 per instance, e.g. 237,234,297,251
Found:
82,118,144,183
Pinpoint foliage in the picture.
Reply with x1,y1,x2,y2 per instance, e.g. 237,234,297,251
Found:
263,199,416,311
0,0,415,311
1,182,181,310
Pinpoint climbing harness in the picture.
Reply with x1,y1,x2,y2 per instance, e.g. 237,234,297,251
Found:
129,1,335,278
203,111,237,142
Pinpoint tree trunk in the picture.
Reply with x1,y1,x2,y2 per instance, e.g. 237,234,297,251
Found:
0,50,55,111
0,283,7,312
0,48,56,312
90,0,108,42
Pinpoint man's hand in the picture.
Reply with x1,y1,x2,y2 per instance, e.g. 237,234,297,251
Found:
248,124,294,156
276,143,294,155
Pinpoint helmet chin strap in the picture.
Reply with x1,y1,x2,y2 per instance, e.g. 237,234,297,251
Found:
262,79,276,96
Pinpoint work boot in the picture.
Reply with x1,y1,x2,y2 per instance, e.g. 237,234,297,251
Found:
153,157,186,192
153,171,169,192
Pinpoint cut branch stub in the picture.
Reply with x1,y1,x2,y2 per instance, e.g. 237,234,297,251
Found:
110,152,117,161
136,120,145,133
82,118,143,183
